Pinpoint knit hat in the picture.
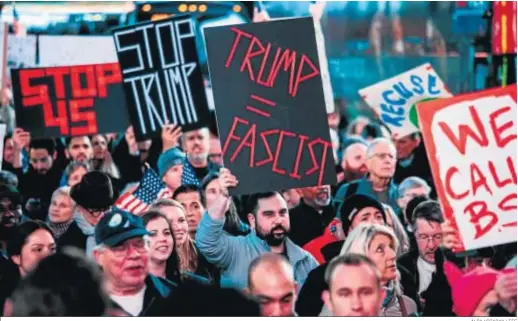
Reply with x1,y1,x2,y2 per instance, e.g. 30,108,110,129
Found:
338,194,386,232
157,147,185,178
444,261,504,316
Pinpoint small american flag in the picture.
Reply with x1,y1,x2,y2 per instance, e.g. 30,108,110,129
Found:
182,159,201,186
114,167,172,215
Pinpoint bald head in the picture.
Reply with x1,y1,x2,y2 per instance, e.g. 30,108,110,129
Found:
247,253,297,317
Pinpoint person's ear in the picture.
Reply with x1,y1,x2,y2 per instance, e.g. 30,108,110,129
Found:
11,255,20,266
296,189,304,197
52,151,57,161
414,136,422,148
247,213,256,230
322,290,332,311
93,249,104,266
64,149,70,159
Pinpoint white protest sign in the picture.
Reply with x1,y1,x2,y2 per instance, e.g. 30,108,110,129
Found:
7,34,37,76
359,63,452,138
38,35,118,67
418,85,517,252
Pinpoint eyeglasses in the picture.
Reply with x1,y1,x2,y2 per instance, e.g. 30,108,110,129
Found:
369,153,395,161
109,239,149,257
416,234,443,243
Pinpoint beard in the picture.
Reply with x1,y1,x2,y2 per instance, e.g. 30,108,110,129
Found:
188,152,208,165
256,224,289,246
0,213,20,241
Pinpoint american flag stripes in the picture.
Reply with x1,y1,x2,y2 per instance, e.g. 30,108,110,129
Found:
114,167,172,215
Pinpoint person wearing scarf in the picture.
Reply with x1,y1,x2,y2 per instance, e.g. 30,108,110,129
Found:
47,187,87,251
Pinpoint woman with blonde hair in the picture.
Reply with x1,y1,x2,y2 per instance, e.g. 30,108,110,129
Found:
150,198,219,286
338,223,417,316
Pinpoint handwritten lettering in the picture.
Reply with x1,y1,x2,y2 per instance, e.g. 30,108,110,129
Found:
222,116,331,186
379,73,441,127
224,27,320,98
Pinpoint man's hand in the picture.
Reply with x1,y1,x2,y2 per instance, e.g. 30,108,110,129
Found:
12,128,30,151
495,270,517,314
161,124,182,152
218,167,238,198
441,221,462,251
125,126,139,156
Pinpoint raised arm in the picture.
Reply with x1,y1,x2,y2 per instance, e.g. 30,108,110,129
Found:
195,168,240,269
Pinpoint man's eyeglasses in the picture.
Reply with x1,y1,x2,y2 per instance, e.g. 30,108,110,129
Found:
109,239,149,257
369,153,395,161
416,233,443,243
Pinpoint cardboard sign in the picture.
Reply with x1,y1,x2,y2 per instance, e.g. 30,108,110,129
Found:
113,16,210,141
39,35,118,67
359,63,452,138
205,17,337,195
11,63,130,138
417,85,517,252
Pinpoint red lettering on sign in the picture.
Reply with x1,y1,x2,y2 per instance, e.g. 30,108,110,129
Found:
470,163,493,196
464,201,498,239
445,166,469,200
224,27,320,98
96,63,122,98
45,67,69,99
489,106,517,148
69,99,97,136
222,116,331,185
71,66,97,98
438,105,489,155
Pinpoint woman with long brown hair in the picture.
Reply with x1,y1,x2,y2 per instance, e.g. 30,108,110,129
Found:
150,199,219,286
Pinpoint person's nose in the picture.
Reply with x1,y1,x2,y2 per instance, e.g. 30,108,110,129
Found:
268,303,283,317
351,293,364,312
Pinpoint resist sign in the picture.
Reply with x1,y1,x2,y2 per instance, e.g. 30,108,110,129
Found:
417,85,517,252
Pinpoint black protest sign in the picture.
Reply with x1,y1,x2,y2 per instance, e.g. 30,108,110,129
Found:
205,17,337,195
11,63,130,138
112,16,210,141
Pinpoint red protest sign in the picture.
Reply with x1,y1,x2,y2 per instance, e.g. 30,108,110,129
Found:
417,85,517,252
11,63,130,138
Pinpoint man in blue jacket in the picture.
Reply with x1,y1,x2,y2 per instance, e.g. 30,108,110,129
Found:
196,168,318,290
334,138,399,213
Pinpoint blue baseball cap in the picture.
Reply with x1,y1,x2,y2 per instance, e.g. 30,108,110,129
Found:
95,208,150,247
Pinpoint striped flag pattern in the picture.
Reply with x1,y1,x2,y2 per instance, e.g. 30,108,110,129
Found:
114,167,172,215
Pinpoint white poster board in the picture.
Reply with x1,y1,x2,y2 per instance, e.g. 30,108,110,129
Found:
359,63,452,138
38,35,118,67
7,34,37,78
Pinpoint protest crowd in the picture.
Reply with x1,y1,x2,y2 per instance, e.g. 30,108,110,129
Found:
0,1,516,318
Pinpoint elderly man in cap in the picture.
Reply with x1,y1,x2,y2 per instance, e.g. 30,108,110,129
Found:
71,171,119,256
93,208,178,316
